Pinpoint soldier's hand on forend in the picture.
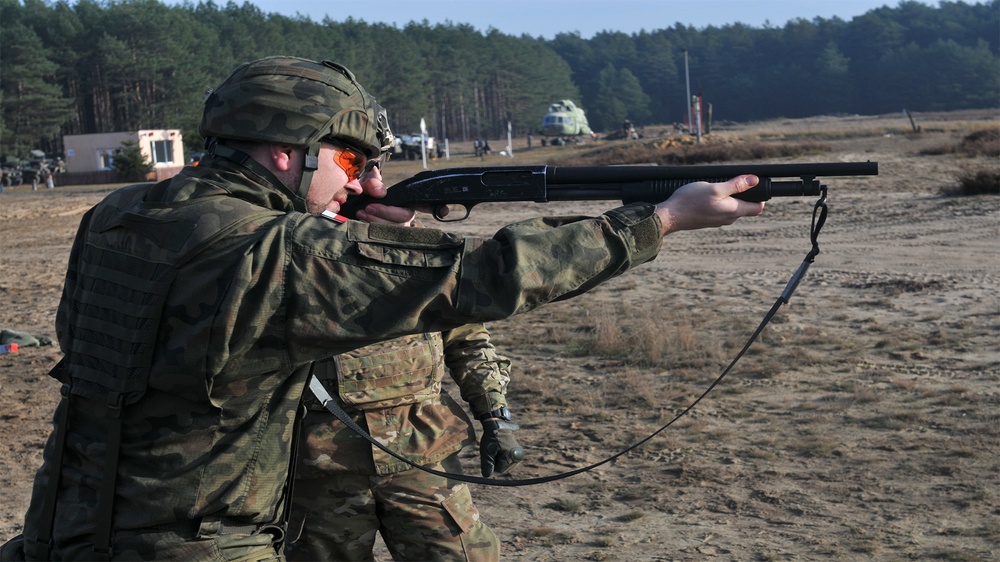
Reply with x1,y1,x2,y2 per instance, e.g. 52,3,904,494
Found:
479,419,525,477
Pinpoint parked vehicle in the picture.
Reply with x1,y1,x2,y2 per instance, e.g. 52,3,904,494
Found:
397,133,438,160
1,162,23,188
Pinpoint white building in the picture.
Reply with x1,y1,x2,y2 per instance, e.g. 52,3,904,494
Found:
63,129,184,176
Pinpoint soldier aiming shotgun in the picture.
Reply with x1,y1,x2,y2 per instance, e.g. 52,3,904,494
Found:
340,161,878,220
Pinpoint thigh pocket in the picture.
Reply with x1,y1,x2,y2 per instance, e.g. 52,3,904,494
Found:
440,484,480,534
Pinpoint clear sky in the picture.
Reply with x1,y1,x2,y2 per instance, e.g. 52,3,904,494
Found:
202,0,940,38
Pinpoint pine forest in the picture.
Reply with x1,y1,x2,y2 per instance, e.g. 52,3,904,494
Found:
1,0,997,159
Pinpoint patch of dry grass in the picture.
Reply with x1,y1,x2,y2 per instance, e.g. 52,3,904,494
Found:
919,126,1000,195
523,526,580,547
548,496,583,512
920,125,1000,157
571,302,732,370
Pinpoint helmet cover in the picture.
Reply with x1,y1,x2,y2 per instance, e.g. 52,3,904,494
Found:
200,56,384,158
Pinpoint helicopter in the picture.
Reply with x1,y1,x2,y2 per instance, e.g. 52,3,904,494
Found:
539,99,595,145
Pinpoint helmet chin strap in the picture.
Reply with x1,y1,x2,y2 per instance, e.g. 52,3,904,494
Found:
297,142,321,205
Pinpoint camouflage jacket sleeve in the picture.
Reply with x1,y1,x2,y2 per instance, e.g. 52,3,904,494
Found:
441,324,511,418
284,204,663,365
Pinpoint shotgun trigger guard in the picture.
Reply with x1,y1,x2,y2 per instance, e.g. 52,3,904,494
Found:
434,203,470,222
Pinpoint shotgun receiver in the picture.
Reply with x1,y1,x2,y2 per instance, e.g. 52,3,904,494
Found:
340,162,878,221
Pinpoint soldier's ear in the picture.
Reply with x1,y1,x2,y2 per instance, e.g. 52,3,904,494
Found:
269,144,297,172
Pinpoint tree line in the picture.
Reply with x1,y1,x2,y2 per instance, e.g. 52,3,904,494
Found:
1,0,997,160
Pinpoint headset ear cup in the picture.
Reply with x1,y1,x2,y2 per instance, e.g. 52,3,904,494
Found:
373,103,394,154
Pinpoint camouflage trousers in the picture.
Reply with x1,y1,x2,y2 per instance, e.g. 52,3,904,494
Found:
286,453,499,562
9,528,282,561
110,530,283,562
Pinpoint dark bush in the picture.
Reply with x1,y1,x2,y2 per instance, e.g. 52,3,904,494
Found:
957,128,1000,157
954,168,1000,195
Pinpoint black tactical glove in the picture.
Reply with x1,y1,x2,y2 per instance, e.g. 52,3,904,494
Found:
479,416,525,477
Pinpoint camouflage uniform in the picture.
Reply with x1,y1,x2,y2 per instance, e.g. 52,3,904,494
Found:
16,57,664,561
287,324,510,561
20,154,661,560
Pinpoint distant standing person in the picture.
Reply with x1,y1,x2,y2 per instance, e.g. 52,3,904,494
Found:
43,162,54,189
30,163,40,191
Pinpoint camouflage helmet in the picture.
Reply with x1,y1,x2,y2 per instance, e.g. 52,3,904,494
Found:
200,56,386,159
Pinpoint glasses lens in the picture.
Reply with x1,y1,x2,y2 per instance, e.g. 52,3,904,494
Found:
333,144,366,180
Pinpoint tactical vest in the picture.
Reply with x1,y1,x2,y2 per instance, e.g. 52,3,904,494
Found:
30,183,281,560
309,332,445,411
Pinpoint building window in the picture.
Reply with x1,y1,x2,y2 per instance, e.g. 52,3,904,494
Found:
150,140,174,165
98,148,117,170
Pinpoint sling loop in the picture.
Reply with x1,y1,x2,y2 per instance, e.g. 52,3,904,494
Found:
313,187,831,486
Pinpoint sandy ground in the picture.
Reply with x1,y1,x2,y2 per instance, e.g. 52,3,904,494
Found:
1,110,997,561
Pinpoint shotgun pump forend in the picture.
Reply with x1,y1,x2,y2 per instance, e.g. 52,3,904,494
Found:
340,161,878,221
